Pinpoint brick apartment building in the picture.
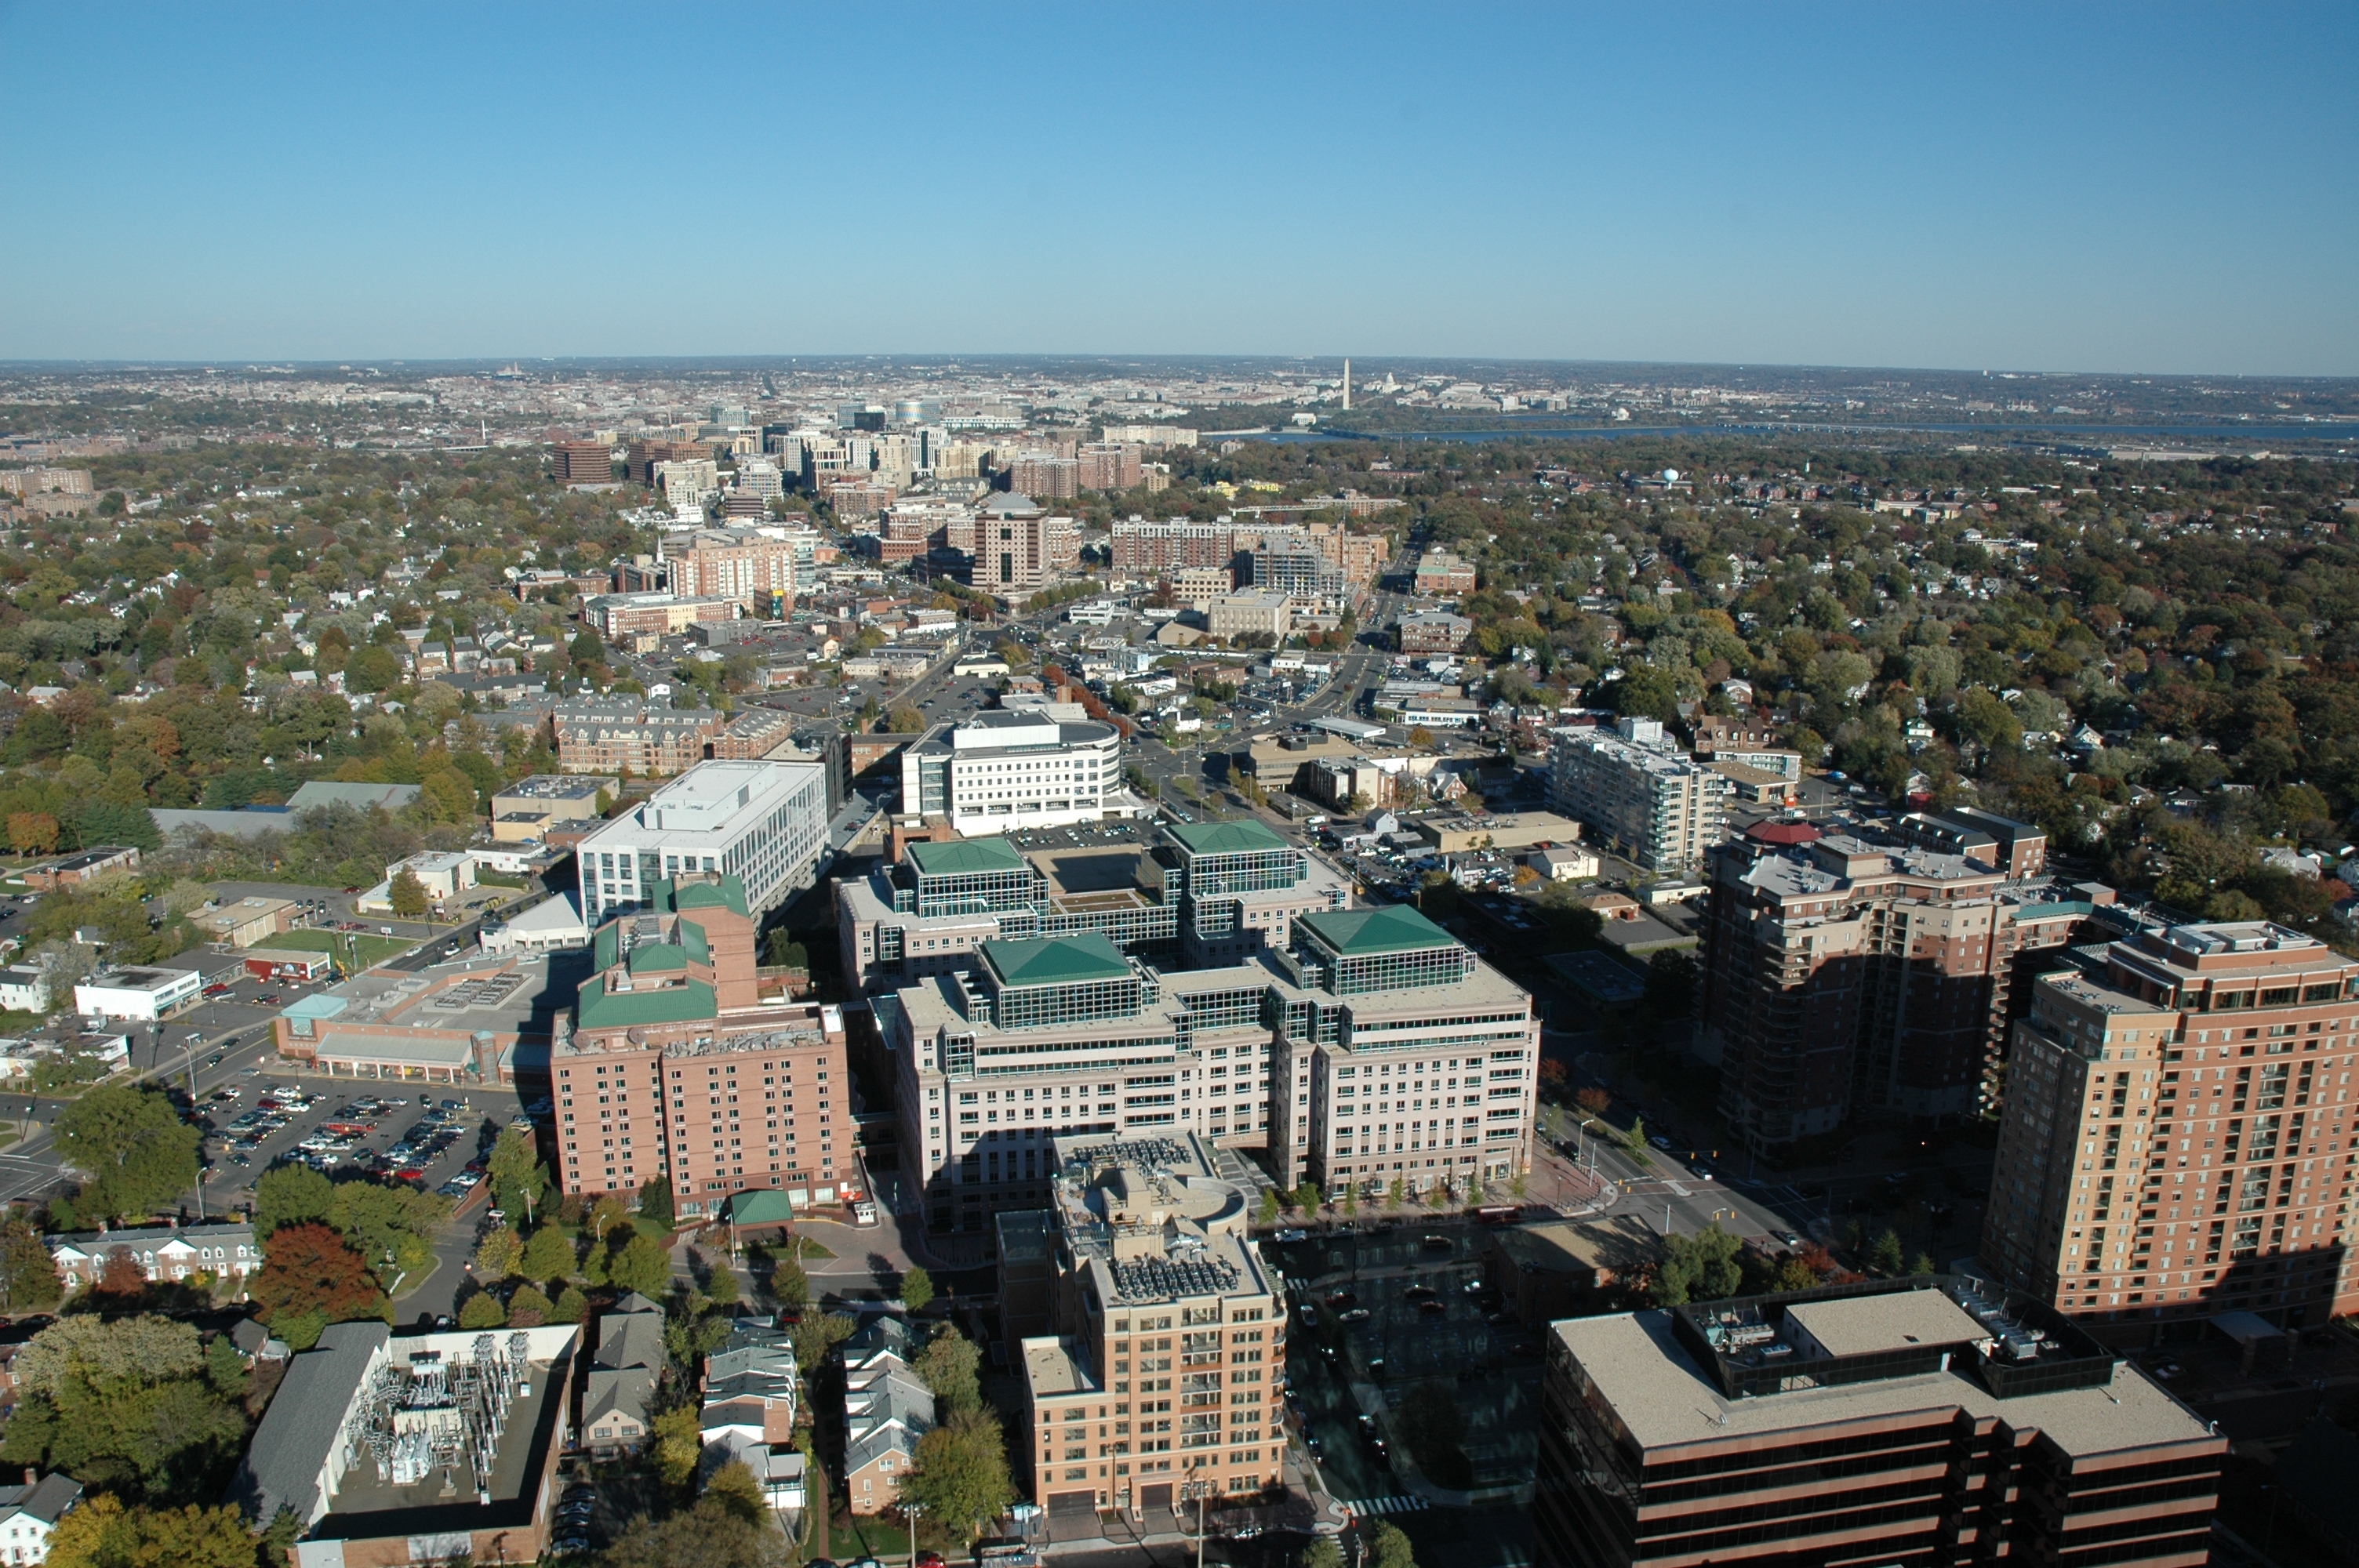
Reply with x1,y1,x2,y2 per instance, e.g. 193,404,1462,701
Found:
1700,821,2099,1152
554,698,725,776
1016,1131,1285,1526
1981,916,2359,1338
553,873,852,1219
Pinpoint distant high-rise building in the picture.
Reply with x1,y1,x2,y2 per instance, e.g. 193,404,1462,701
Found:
837,404,887,432
1111,518,1239,576
1074,442,1142,492
1009,453,1080,501
552,440,615,485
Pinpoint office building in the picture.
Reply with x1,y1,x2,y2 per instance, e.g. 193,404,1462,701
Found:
1100,424,1198,449
554,697,726,778
966,493,1067,594
838,835,1176,996
1533,1276,2222,1568
1700,829,2108,1152
74,963,202,1022
552,440,616,485
1205,591,1291,642
1413,548,1477,595
1395,611,1470,654
1281,906,1539,1193
1549,718,1730,873
1016,1131,1285,1528
1980,918,2359,1336
1110,519,1240,577
651,458,721,513
626,437,711,485
1154,818,1347,967
897,711,1123,835
883,934,1289,1226
490,774,616,844
233,1322,579,1566
554,873,851,1216
882,903,1534,1232
576,760,831,927
581,593,740,644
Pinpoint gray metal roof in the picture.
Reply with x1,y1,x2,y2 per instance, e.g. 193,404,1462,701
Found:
231,1319,388,1526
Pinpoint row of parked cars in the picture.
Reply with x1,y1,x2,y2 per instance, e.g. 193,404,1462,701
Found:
216,1088,318,1163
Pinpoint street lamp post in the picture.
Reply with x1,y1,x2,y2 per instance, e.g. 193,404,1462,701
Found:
1181,1470,1215,1568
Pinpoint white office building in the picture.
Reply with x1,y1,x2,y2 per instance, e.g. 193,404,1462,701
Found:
897,711,1123,833
578,760,831,926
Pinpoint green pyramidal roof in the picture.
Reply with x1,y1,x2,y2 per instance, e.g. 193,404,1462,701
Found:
651,875,750,916
906,837,1028,878
1164,818,1289,857
1298,905,1459,956
577,975,717,1030
980,933,1131,989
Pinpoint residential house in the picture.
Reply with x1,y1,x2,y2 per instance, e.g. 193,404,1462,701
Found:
49,1221,260,1293
582,1292,663,1453
0,1472,82,1565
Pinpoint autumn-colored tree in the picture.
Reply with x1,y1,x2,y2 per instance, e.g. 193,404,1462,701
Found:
6,812,58,856
43,1495,258,1568
252,1223,384,1333
1573,1087,1612,1118
94,1246,146,1298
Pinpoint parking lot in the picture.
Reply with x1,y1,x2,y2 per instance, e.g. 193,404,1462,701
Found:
196,1065,530,1210
1272,1223,1547,1512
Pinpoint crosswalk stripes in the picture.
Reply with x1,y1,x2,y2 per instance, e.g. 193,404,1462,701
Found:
1346,1495,1430,1516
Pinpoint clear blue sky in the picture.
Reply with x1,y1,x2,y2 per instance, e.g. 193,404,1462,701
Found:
2,2,2353,373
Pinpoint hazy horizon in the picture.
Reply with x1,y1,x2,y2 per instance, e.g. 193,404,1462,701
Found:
2,4,2354,375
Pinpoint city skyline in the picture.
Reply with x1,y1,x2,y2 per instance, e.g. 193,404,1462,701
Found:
2,3,2354,374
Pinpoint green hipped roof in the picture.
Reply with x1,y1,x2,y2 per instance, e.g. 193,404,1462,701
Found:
625,942,689,975
729,1189,798,1226
1299,905,1459,957
594,921,620,971
576,975,717,1030
651,875,751,917
906,837,1028,878
981,932,1131,989
675,916,711,965
1165,818,1289,857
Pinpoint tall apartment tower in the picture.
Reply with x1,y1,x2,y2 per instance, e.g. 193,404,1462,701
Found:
551,873,851,1218
1699,822,2095,1152
1981,917,2359,1338
1533,1276,2222,1568
1548,718,1730,873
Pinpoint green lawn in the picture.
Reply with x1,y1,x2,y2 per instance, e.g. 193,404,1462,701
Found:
258,928,416,968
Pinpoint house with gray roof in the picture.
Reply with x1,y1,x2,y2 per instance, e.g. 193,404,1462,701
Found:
0,1472,82,1563
583,1292,663,1453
